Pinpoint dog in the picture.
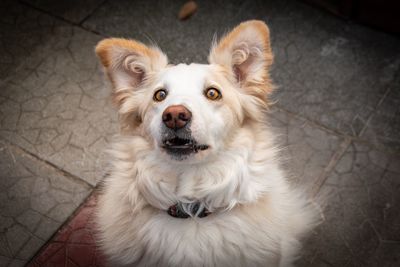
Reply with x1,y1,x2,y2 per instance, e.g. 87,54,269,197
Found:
95,20,318,267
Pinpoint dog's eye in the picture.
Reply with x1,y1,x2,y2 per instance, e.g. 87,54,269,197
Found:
205,88,221,101
153,89,168,102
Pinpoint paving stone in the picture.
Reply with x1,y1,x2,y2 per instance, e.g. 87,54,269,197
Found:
267,108,342,194
0,216,13,231
47,203,78,223
8,259,27,267
265,1,400,137
16,210,42,233
8,177,34,198
1,195,31,218
5,224,31,257
34,217,61,241
0,0,63,81
28,194,108,267
21,0,105,24
16,236,45,261
0,234,12,258
30,192,57,214
370,242,400,267
361,72,400,152
298,142,400,267
83,0,400,136
0,256,11,267
0,141,92,266
0,14,119,185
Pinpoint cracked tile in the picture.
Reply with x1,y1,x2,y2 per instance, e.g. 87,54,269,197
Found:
8,259,27,267
16,210,42,233
266,1,400,136
267,108,342,194
16,236,44,261
28,194,108,267
0,141,91,267
299,142,400,266
5,224,31,256
0,256,11,266
34,217,61,241
0,0,64,81
361,73,400,152
0,18,118,185
21,0,105,24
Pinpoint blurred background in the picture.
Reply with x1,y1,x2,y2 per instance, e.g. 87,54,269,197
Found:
0,0,399,266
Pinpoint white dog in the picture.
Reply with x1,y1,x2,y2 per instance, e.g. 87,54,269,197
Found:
95,20,318,267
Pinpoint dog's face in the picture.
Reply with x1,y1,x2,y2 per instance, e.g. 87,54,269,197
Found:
145,63,242,160
96,21,273,162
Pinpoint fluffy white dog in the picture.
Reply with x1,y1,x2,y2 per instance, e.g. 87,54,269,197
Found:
95,20,318,267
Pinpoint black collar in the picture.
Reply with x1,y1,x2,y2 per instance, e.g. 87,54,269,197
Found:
167,202,210,218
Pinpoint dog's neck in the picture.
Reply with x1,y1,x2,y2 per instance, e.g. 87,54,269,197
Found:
133,127,280,213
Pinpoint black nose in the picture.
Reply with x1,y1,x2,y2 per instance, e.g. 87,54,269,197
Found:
162,105,192,130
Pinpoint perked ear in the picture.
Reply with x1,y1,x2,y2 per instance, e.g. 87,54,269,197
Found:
95,38,168,106
208,20,274,99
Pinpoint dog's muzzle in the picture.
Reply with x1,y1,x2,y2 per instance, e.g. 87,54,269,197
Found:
162,137,208,154
161,105,209,158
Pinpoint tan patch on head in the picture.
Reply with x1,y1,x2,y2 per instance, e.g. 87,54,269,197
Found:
95,38,168,136
95,38,163,69
94,38,168,109
214,20,271,55
208,20,274,102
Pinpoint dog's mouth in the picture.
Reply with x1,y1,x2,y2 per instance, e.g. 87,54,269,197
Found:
162,137,209,157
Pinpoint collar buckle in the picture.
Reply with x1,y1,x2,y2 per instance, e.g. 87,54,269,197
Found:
167,202,210,218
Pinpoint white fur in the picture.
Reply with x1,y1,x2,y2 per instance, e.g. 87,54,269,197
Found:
95,21,319,267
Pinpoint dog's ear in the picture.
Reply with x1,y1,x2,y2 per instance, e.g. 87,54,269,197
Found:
95,38,168,106
208,20,273,100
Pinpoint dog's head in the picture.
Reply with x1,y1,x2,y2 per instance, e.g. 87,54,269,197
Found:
96,20,273,162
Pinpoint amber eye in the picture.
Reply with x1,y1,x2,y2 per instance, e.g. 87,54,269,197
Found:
205,88,221,100
153,89,168,102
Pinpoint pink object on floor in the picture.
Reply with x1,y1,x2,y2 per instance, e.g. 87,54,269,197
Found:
27,194,108,267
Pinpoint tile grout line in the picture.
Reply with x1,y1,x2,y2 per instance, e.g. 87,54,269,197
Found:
0,138,94,189
0,57,44,88
78,0,108,26
18,0,105,37
310,138,352,198
274,104,351,139
358,85,392,138
274,104,400,156
26,190,99,265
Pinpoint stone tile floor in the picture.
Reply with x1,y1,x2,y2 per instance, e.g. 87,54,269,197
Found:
0,0,399,266
27,194,107,267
